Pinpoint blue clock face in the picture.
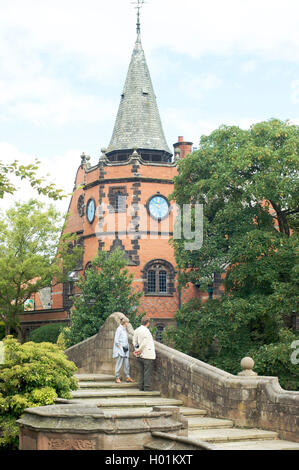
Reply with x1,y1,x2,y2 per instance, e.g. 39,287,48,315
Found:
86,199,96,223
148,195,169,220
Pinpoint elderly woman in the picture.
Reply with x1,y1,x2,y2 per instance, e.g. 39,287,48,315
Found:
112,317,134,384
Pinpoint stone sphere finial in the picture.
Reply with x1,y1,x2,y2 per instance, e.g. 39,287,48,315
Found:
80,152,87,168
238,357,257,376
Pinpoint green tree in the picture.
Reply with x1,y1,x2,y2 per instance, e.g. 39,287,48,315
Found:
0,159,65,200
66,248,142,346
0,199,82,340
173,119,298,287
168,119,299,388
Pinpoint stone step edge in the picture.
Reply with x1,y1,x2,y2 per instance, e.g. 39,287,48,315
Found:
180,409,207,416
188,429,279,443
148,431,216,450
78,382,137,388
215,439,299,450
96,400,184,408
71,391,161,398
74,374,115,381
188,423,234,430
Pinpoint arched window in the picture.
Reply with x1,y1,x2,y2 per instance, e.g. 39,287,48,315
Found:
142,260,176,296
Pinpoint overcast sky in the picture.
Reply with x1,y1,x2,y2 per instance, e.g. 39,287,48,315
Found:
1,0,299,214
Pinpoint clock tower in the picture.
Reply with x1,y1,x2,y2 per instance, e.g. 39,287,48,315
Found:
20,5,204,340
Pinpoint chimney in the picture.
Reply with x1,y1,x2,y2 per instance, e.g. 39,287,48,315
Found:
173,136,193,160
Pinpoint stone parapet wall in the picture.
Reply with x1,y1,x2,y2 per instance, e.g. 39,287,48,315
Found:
65,313,299,443
65,312,133,374
147,342,299,442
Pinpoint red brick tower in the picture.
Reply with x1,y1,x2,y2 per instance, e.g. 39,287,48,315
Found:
20,14,204,339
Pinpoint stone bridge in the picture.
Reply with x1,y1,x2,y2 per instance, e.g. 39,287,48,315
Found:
18,312,299,450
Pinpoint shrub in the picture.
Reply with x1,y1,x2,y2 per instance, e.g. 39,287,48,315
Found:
29,323,64,344
0,336,78,449
56,327,71,350
0,415,19,450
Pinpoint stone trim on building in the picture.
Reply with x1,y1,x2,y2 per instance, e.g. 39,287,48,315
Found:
84,177,174,191
109,237,139,266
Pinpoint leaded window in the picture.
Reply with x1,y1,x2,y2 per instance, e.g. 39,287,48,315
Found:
148,270,156,293
143,260,176,296
159,271,167,293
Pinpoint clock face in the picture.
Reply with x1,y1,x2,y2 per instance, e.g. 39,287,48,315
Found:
86,198,96,224
148,195,169,220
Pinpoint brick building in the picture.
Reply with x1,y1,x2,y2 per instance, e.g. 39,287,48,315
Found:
20,22,217,340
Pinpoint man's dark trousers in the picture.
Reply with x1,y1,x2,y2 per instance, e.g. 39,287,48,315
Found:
137,357,154,391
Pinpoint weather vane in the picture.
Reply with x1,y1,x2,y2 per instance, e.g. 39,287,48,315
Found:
131,0,148,35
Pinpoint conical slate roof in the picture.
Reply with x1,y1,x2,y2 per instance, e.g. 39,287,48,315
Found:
106,33,171,156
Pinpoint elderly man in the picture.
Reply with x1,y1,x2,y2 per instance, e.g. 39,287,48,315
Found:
113,317,134,384
133,317,156,391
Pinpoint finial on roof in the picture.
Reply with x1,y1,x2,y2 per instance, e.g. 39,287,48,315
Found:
132,0,147,37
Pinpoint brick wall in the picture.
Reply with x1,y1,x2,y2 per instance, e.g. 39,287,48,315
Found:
46,154,206,325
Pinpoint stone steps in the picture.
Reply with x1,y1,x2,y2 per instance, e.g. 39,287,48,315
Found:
95,397,184,408
187,417,234,429
173,407,208,417
216,439,299,450
144,433,216,451
78,381,138,389
76,406,207,417
73,373,299,451
187,428,279,443
74,374,115,382
71,388,161,399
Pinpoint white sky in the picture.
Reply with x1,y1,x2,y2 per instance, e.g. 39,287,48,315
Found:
0,0,298,214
